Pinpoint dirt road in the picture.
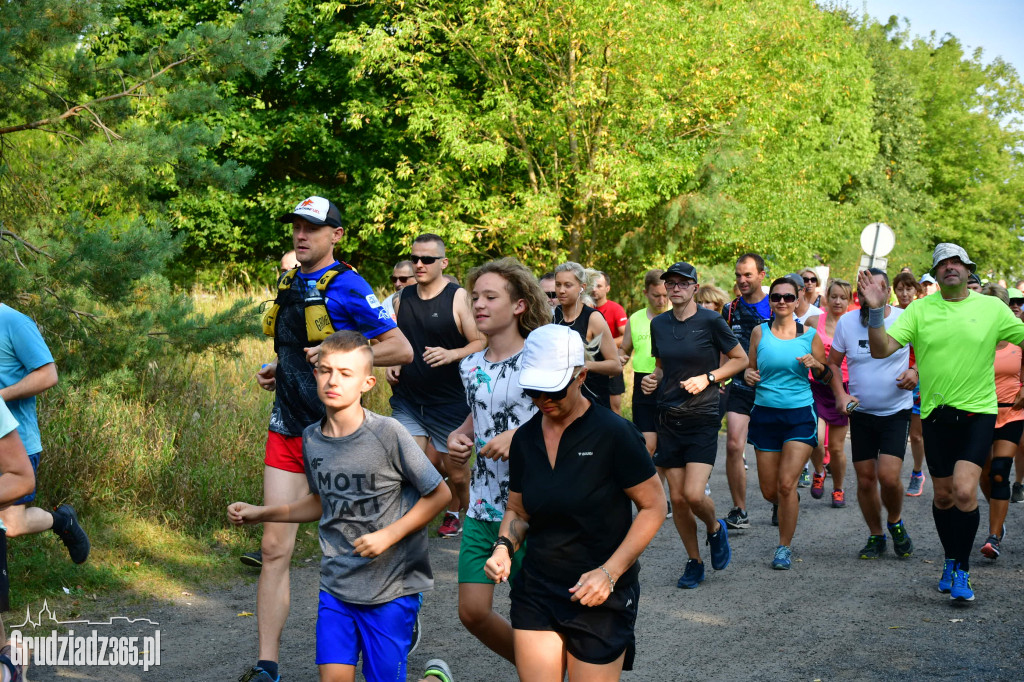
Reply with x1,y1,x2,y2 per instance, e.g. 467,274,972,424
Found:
22,435,1024,680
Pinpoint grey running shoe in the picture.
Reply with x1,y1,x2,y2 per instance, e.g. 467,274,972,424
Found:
980,534,1001,559
906,471,925,497
858,535,886,559
724,507,750,529
798,469,811,488
1011,482,1024,503
423,659,455,682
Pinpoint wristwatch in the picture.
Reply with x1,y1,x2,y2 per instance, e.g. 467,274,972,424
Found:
490,536,515,556
706,372,717,384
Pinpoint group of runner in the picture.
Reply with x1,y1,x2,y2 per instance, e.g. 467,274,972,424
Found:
231,195,1024,682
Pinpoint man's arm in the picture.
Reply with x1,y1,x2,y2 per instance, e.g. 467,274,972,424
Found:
618,318,633,365
228,492,322,525
0,363,58,402
369,327,414,366
423,288,486,368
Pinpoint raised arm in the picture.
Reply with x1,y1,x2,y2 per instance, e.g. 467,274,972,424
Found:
857,270,904,359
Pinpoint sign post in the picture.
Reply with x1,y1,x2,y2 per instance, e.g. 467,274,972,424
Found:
859,222,895,271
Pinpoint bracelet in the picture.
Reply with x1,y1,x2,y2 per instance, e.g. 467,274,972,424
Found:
490,536,515,557
868,307,885,328
598,565,615,592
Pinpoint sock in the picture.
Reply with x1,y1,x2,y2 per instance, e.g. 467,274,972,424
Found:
886,519,903,530
932,504,956,559
257,660,279,679
912,470,923,476
951,507,980,572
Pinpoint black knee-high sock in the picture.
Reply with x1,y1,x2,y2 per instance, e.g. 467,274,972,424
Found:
951,507,980,571
932,504,956,559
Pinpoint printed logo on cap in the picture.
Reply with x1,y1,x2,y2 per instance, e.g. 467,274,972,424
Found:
294,197,328,220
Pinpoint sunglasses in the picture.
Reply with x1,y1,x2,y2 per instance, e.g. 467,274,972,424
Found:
803,276,817,284
769,293,798,303
545,291,558,299
391,275,414,284
523,372,582,400
409,255,440,265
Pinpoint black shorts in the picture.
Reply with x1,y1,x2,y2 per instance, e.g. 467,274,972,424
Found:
921,407,997,479
510,566,639,670
747,405,818,452
653,414,719,467
609,374,626,396
726,384,755,416
993,420,1024,444
631,374,658,432
849,409,911,463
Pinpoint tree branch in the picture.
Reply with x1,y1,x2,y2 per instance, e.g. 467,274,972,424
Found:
0,229,54,259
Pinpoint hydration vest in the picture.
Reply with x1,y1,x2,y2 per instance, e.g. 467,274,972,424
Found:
262,262,354,345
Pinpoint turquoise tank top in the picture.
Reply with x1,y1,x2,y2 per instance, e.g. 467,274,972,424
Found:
754,322,816,408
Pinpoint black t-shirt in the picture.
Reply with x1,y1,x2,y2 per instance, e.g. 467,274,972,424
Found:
508,404,656,588
650,307,739,419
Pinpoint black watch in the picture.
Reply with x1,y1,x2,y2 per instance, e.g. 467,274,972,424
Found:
706,372,717,384
491,536,515,556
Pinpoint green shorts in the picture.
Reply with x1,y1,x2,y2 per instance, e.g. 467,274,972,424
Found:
458,516,525,584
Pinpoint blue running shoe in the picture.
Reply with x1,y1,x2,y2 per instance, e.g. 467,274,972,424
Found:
950,569,975,602
707,521,731,571
238,666,280,682
677,559,705,589
937,558,956,594
771,545,792,570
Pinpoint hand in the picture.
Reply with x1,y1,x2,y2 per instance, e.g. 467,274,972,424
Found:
857,269,888,309
618,351,630,367
1013,386,1024,411
640,374,659,395
896,367,919,391
484,546,512,583
304,344,321,365
256,363,277,391
385,366,401,385
447,433,474,465
480,429,515,461
743,368,761,385
227,502,260,525
836,391,857,415
796,354,822,371
353,527,397,558
423,346,457,367
568,567,614,606
680,375,710,395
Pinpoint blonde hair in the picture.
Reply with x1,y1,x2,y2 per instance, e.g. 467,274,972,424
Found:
466,258,551,338
694,284,729,312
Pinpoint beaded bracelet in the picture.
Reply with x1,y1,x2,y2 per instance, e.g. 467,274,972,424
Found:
598,565,615,592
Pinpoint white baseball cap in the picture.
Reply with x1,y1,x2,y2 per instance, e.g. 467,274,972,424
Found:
520,325,585,392
278,196,342,227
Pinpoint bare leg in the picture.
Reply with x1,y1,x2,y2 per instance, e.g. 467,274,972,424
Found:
777,442,811,546
458,583,515,663
854,459,883,536
828,424,849,491
514,629,567,682
0,505,55,536
909,414,925,473
725,412,749,510
877,454,905,523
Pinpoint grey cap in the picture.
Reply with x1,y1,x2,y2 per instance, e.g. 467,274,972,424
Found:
929,242,976,276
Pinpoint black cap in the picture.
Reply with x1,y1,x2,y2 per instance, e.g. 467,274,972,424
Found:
968,272,982,286
661,261,698,282
277,196,342,228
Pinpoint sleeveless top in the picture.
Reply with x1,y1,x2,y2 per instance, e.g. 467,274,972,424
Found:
553,305,611,408
394,281,468,405
814,313,848,382
628,308,656,374
754,322,816,409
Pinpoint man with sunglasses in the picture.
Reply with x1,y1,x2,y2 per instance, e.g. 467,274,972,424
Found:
641,262,747,588
539,273,558,312
388,234,485,539
381,260,415,320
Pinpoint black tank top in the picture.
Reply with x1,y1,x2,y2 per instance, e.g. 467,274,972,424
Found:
394,281,469,405
553,305,611,408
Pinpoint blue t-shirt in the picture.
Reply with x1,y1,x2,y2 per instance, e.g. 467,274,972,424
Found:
754,322,816,409
294,262,396,339
0,304,55,455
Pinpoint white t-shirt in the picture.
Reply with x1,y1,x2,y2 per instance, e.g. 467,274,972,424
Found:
797,304,823,324
831,307,913,416
0,399,18,440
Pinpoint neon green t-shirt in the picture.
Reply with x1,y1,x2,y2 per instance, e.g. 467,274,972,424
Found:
628,308,656,374
887,291,1024,418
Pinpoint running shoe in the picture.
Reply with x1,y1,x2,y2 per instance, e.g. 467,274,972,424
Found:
810,470,826,499
858,534,886,560
889,522,914,559
980,534,1002,560
238,666,279,682
51,504,90,564
423,659,455,682
771,504,778,527
906,471,926,497
240,550,263,568
831,489,846,508
1011,482,1024,503
743,454,748,470
724,507,750,529
677,558,705,589
798,469,811,488
950,568,975,602
437,513,462,538
937,558,956,594
771,545,792,570
707,521,731,571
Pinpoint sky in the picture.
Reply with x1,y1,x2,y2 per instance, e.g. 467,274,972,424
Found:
857,0,1024,74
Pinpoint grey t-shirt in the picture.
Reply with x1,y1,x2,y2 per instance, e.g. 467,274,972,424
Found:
303,409,444,605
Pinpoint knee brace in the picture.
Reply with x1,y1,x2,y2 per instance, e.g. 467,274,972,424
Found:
990,457,1013,500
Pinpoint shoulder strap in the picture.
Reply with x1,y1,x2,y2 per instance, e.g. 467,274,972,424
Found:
314,262,355,292
796,322,805,336
726,298,739,325
277,268,298,291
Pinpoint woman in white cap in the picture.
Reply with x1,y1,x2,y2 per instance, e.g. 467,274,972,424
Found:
484,324,665,681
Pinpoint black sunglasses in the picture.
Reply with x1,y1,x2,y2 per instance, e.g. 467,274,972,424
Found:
409,255,440,265
802,276,817,284
391,275,414,284
545,291,557,299
523,372,581,400
769,293,798,303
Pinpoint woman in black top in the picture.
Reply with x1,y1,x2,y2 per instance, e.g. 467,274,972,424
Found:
551,261,622,408
485,324,665,681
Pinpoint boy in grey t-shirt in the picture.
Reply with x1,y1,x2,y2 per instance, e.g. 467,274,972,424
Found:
230,331,450,682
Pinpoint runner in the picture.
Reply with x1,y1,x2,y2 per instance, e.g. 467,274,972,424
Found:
445,257,549,665
977,284,1023,559
967,273,983,293
744,277,829,569
551,262,622,408
280,250,299,273
859,243,1024,602
722,253,771,530
484,324,665,682
244,196,413,682
892,272,927,496
795,270,823,323
828,269,916,560
539,273,558,311
805,280,852,508
381,260,415,320
592,272,629,416
919,273,938,297
694,284,732,424
389,233,485,539
641,262,747,589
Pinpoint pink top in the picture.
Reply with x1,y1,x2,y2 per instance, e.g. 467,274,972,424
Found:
994,343,1023,428
816,313,848,382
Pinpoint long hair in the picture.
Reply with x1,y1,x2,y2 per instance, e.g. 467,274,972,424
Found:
466,258,551,338
554,261,599,296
